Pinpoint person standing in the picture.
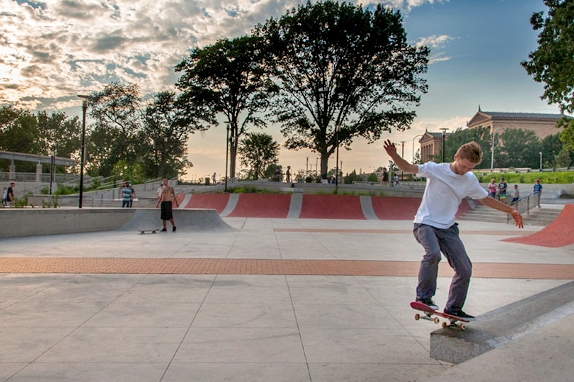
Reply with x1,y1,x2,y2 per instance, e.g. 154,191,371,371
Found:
511,184,520,204
156,178,179,232
6,182,15,207
487,179,497,198
533,179,543,207
128,183,136,208
384,139,523,321
120,181,131,208
498,177,508,204
286,166,291,183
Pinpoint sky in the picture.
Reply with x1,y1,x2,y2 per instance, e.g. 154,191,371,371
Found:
0,0,562,181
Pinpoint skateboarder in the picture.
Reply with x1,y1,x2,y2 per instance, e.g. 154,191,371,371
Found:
384,140,523,321
156,178,179,232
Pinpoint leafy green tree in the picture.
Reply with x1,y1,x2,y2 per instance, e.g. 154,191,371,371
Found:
238,132,280,180
522,1,574,151
142,91,203,178
176,36,273,179
36,111,82,167
436,126,492,168
0,106,41,172
256,0,428,176
498,129,541,168
555,149,572,167
541,133,563,167
86,82,144,177
522,0,574,114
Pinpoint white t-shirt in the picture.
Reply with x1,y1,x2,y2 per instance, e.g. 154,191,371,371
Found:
414,162,488,229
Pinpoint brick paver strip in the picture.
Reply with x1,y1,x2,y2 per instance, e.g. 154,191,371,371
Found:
0,258,573,279
274,229,536,235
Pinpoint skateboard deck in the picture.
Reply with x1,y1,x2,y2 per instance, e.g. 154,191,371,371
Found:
410,301,470,330
138,229,161,234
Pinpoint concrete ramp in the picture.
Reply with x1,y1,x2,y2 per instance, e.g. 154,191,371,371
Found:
430,280,574,364
503,204,574,247
116,208,234,232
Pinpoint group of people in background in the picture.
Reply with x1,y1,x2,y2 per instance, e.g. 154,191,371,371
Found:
488,177,543,205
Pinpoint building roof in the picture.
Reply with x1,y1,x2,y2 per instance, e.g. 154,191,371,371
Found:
480,111,566,120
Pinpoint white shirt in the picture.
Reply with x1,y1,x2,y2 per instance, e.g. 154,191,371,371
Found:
414,162,487,229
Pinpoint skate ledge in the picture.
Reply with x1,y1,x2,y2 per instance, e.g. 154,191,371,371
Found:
429,280,574,364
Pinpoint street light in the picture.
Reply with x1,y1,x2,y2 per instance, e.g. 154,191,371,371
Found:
540,152,543,171
224,121,230,193
439,128,448,163
491,127,503,173
335,124,340,191
400,141,406,180
412,134,423,163
77,95,89,208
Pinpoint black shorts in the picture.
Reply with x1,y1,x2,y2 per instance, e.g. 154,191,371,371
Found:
160,201,173,220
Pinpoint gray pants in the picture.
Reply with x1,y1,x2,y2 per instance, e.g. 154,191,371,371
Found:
413,223,472,311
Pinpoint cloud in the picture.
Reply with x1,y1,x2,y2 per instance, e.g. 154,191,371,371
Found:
1,0,445,110
416,34,455,49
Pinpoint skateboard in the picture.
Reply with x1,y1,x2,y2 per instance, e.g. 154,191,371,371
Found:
410,301,470,330
138,229,161,235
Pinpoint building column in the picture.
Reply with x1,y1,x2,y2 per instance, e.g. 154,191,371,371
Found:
36,161,42,182
9,160,15,181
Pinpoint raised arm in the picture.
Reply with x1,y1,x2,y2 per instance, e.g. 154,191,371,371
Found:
383,140,419,174
480,196,523,228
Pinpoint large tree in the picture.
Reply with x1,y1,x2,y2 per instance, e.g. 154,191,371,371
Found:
175,36,273,179
142,91,203,178
498,129,542,168
256,0,428,176
522,1,574,150
238,132,280,180
86,82,144,177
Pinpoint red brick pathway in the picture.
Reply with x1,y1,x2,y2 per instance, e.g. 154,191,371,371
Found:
0,258,572,279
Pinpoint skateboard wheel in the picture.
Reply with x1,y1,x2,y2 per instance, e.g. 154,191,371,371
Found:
414,313,420,321
460,324,466,331
442,322,447,328
433,317,440,324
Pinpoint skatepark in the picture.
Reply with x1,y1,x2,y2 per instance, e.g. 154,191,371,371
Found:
1,191,574,381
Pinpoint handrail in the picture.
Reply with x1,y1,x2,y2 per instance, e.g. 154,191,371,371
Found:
506,191,541,223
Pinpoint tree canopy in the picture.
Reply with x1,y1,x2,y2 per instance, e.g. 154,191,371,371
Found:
176,36,274,179
256,0,428,176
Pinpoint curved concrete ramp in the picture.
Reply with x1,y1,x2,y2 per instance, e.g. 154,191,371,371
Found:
183,194,230,214
503,204,574,247
116,208,234,232
228,193,291,218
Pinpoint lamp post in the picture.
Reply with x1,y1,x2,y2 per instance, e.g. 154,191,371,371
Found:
412,134,423,163
490,127,506,173
335,124,340,191
400,141,406,180
439,128,448,163
540,152,543,171
77,95,89,208
224,121,230,192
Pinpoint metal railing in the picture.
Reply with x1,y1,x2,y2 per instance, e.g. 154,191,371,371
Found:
506,191,541,223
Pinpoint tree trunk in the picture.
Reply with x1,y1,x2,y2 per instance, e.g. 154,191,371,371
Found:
320,152,330,180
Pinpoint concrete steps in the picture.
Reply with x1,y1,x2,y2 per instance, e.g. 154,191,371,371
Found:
459,205,562,226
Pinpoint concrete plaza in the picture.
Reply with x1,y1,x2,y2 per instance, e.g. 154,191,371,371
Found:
0,216,572,381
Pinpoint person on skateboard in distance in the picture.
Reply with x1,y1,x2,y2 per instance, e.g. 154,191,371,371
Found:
384,140,524,321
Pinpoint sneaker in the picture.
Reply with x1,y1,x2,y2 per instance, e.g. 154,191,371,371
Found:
161,228,167,232
172,226,177,232
444,309,476,321
416,298,439,310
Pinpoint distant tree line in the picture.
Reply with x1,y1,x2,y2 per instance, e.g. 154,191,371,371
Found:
436,126,573,169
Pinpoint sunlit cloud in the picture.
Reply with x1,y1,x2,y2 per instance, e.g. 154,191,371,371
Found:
1,0,447,110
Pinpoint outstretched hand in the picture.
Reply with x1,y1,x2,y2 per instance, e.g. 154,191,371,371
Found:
383,140,397,158
510,209,524,229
